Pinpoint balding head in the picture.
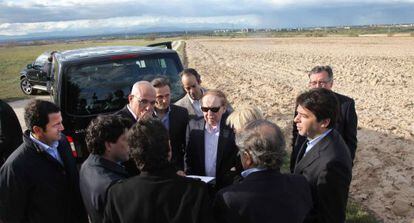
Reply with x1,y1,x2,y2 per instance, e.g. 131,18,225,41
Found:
128,81,156,120
131,81,155,97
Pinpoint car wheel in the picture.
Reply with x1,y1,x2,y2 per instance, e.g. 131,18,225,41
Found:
20,78,36,95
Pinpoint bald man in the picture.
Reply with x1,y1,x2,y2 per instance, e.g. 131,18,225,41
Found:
115,81,156,175
116,81,156,123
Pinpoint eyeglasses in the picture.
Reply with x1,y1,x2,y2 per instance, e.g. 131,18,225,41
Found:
201,106,221,113
132,95,156,106
308,80,332,87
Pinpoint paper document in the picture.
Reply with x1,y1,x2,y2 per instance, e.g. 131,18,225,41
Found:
186,175,215,183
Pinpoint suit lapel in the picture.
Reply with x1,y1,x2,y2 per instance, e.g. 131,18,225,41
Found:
216,122,230,175
294,133,331,174
198,120,206,174
168,106,176,136
185,97,196,116
295,140,308,166
122,106,137,123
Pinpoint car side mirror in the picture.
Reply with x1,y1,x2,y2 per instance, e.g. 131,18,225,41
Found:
27,64,33,69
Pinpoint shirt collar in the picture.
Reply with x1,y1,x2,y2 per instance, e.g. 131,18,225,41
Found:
205,121,220,134
29,132,59,152
241,167,267,178
307,129,333,147
187,88,205,104
154,106,171,118
126,104,138,120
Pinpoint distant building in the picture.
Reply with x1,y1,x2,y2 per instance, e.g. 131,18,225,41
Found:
241,28,254,33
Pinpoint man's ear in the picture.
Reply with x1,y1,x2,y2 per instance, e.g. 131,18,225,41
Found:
104,141,112,153
320,118,331,128
32,125,44,135
244,150,253,168
128,95,133,103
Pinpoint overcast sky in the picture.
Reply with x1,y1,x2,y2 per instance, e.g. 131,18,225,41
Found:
1,0,414,36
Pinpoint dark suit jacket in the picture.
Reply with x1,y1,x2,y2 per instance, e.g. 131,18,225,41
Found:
0,131,88,223
114,106,140,176
293,130,352,223
0,99,22,167
185,114,241,190
214,169,313,223
291,92,358,172
114,105,136,125
80,154,129,223
168,105,189,170
103,166,215,223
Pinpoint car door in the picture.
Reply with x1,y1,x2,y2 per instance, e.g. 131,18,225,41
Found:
29,53,48,85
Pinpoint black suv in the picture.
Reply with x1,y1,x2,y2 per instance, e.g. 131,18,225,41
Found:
48,42,184,162
20,51,52,95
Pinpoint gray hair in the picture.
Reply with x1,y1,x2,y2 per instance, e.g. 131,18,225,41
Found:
308,65,333,80
235,119,286,169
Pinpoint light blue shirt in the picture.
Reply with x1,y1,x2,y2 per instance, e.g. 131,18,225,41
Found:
241,167,267,178
154,107,171,130
204,122,220,177
30,133,63,165
304,129,333,155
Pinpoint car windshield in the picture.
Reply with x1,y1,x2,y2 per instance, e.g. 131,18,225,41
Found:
63,55,183,116
34,53,49,67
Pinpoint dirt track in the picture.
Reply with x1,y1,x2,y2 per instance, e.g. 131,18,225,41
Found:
185,37,414,223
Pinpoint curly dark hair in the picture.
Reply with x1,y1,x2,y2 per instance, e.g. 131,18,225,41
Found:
24,99,60,131
296,88,339,129
127,117,170,172
86,115,132,155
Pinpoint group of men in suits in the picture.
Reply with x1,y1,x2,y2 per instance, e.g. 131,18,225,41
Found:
0,65,358,223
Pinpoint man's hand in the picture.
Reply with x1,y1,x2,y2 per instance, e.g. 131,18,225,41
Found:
176,170,186,176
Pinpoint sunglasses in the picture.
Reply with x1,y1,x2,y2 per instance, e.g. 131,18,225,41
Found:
201,106,221,113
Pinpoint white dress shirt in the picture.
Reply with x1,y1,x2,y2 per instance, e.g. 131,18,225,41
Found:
204,122,220,177
187,89,205,117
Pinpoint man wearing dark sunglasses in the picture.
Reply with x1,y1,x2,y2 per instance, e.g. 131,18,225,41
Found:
175,68,234,121
185,90,241,190
115,81,156,175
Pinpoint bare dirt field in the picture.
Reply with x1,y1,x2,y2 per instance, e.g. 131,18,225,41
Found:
185,37,414,223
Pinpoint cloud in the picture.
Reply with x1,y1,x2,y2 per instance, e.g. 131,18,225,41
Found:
3,0,413,23
0,15,260,36
0,0,414,37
